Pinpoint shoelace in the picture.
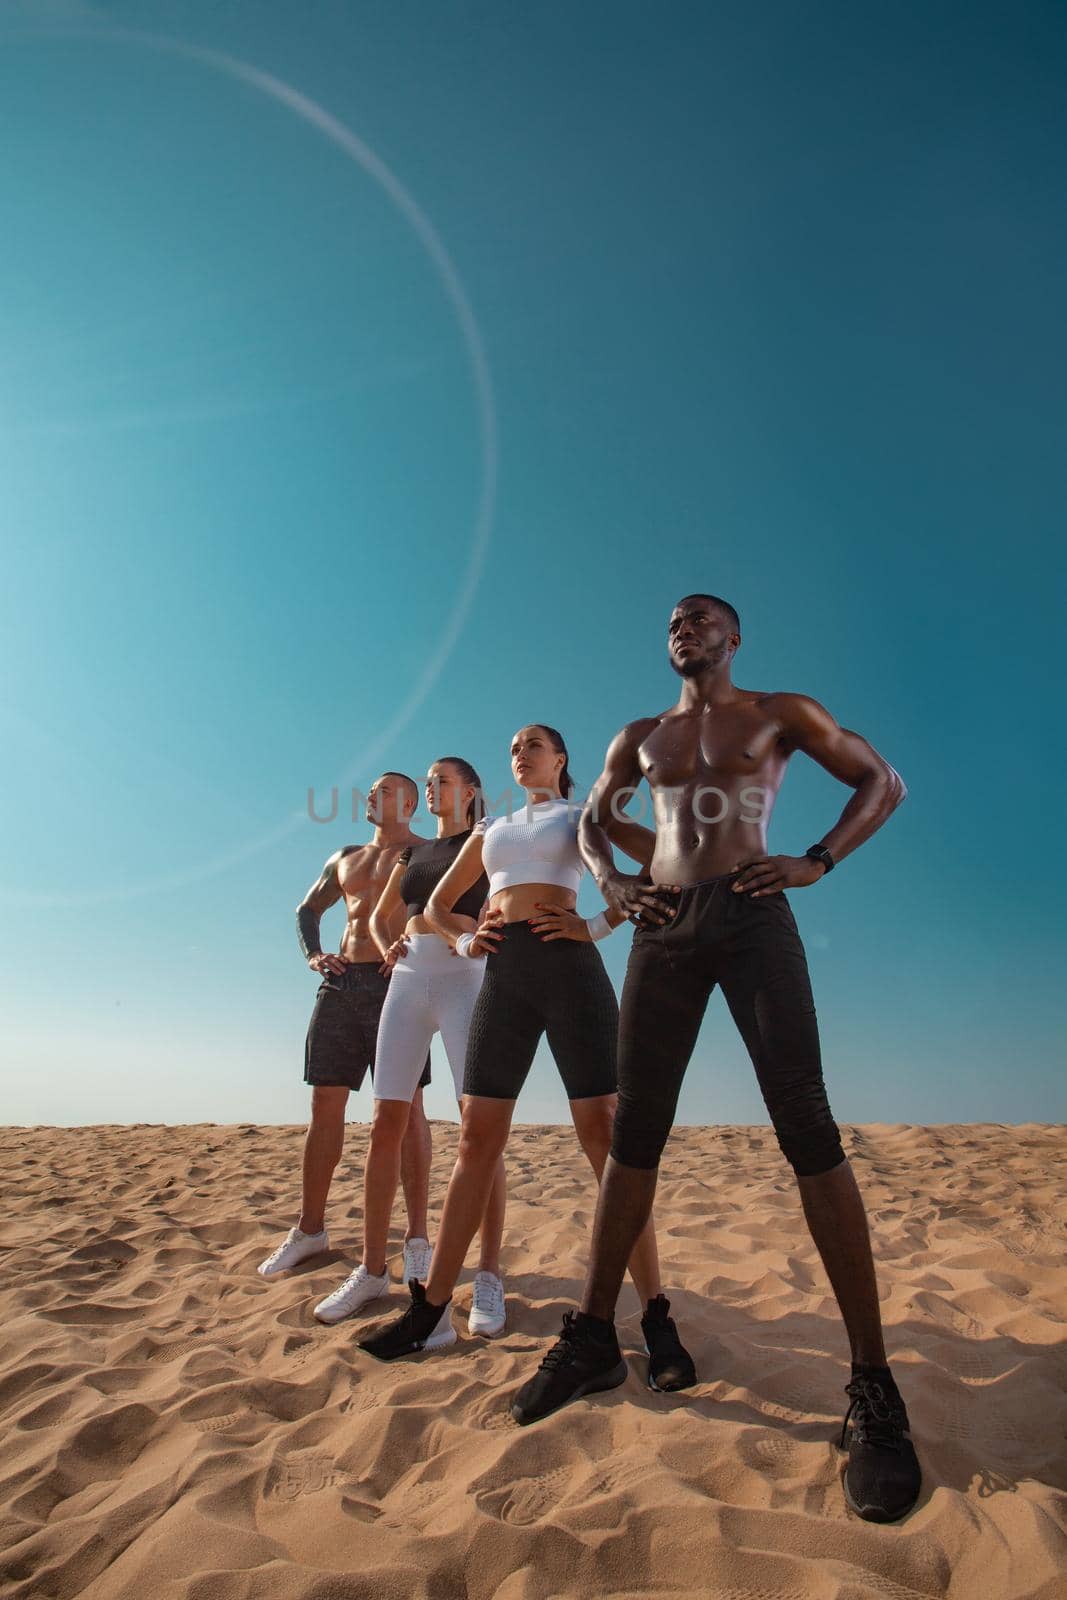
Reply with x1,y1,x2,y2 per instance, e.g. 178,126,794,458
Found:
388,1280,433,1336
473,1276,504,1314
644,1311,680,1343
840,1377,906,1452
334,1266,371,1297
261,1234,299,1269
539,1313,584,1372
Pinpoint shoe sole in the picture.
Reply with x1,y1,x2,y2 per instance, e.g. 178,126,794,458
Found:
841,1474,919,1524
642,1341,698,1393
359,1322,458,1363
840,1433,921,1524
510,1358,629,1425
258,1255,327,1279
469,1322,507,1338
313,1288,390,1324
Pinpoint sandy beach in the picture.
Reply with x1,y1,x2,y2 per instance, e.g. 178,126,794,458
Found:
1,1121,1064,1599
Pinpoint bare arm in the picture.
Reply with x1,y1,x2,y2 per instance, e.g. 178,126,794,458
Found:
370,858,409,960
603,813,657,870
424,832,488,947
779,695,906,864
732,696,906,896
578,720,680,922
578,722,649,889
296,851,347,969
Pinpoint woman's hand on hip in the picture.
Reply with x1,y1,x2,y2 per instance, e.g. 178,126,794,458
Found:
528,903,590,943
379,935,410,975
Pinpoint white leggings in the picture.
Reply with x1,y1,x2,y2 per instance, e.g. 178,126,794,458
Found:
373,933,487,1102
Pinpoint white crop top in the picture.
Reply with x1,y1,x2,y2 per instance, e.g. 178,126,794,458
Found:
475,798,585,896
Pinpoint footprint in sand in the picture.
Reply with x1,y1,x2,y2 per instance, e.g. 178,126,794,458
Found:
749,1433,801,1475
393,1481,445,1520
956,1345,996,1384
146,1338,206,1364
281,1337,316,1370
478,1409,515,1433
477,1465,572,1525
190,1411,246,1435
267,1453,355,1501
343,1390,383,1416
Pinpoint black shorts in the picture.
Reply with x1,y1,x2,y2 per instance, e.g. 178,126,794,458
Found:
463,921,618,1101
304,964,431,1092
612,876,844,1178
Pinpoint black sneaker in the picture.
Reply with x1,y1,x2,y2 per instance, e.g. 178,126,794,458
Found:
641,1295,697,1392
839,1370,922,1523
357,1280,456,1363
511,1312,628,1425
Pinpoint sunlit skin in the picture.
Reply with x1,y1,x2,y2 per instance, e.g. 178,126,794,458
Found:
364,761,506,1281
299,775,427,973
575,598,908,1368
292,772,432,1242
411,727,674,1313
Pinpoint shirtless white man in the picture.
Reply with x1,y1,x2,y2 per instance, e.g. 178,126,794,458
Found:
258,772,435,1281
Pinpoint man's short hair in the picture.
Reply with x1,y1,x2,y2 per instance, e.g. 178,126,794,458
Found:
676,593,741,637
381,771,419,809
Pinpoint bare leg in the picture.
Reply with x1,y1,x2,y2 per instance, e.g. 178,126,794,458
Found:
476,1155,507,1276
580,1154,659,1320
572,1097,662,1310
362,1098,411,1277
424,1096,514,1305
797,1158,887,1367
298,1085,349,1235
400,1085,431,1241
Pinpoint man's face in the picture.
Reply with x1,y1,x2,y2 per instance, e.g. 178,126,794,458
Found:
667,601,734,677
366,775,410,825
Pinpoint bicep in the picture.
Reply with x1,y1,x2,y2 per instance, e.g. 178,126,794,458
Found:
298,853,344,914
587,724,644,813
782,697,894,788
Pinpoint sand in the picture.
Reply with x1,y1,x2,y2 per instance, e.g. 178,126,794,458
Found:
1,1121,1064,1600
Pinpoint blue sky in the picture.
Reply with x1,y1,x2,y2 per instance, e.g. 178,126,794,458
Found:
1,1,1063,1128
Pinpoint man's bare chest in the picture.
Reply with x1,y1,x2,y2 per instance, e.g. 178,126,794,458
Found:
638,710,785,788
337,849,399,908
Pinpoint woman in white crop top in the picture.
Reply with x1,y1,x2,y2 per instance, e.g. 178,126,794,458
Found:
357,724,696,1389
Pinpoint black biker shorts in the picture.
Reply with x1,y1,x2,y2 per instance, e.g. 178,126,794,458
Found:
463,921,618,1101
304,963,431,1092
611,875,844,1177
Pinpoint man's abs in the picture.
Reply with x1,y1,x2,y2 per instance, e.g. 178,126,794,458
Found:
647,776,778,883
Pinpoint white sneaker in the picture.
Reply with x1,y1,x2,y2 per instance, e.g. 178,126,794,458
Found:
468,1270,506,1337
313,1264,390,1324
257,1227,329,1278
402,1236,433,1284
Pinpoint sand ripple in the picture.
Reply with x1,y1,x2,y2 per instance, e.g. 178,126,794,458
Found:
1,1122,1065,1598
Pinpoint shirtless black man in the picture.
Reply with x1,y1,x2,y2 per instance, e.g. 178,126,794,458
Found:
257,773,434,1285
511,595,922,1525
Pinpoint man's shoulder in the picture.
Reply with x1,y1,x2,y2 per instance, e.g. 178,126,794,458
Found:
616,710,670,744
753,690,826,720
331,843,367,871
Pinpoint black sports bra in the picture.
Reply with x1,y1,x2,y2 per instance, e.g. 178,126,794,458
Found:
398,831,488,921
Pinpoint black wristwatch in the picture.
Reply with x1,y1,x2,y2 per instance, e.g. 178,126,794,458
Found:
805,844,835,875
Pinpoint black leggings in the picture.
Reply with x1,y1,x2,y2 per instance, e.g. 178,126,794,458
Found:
612,875,845,1178
463,921,618,1101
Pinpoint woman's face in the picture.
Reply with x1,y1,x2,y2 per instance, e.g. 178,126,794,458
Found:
425,761,474,824
509,726,563,795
